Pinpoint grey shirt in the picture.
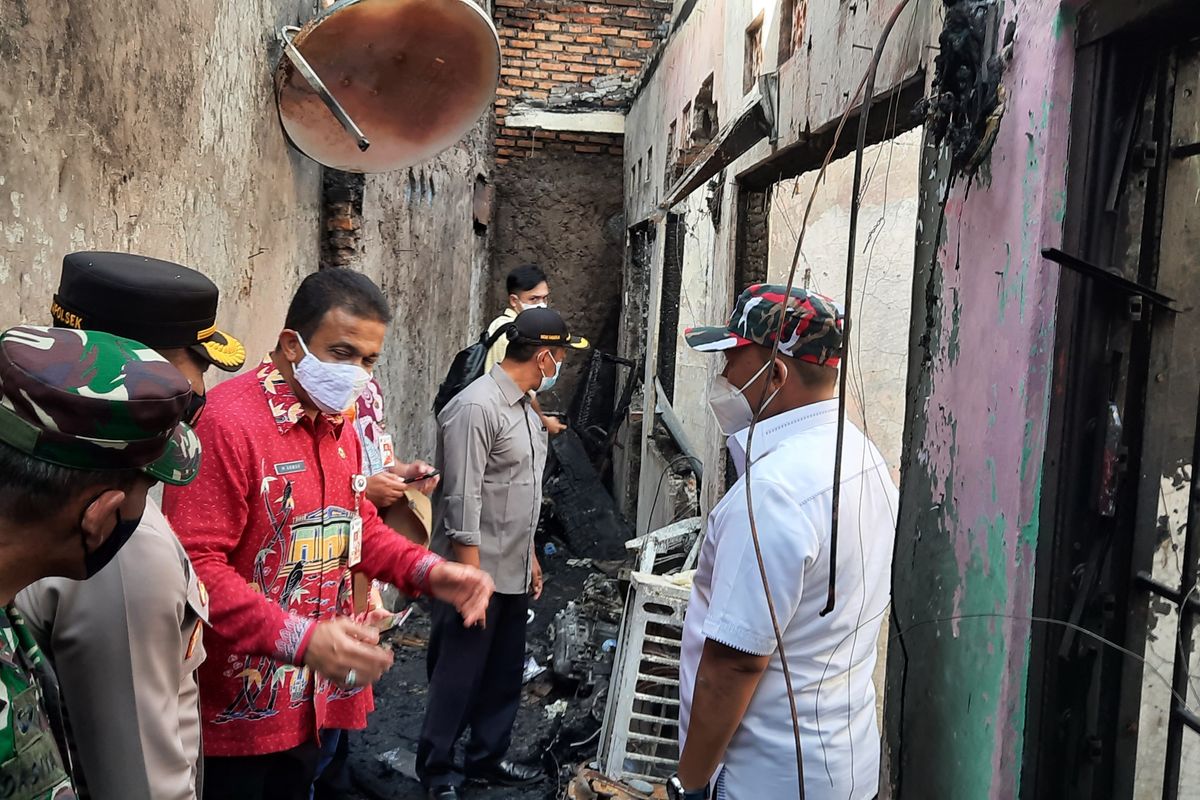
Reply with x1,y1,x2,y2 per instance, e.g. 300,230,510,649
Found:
433,365,548,595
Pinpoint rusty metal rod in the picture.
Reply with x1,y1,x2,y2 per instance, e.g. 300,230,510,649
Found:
280,26,371,152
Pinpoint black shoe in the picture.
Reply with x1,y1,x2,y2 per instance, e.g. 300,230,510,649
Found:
467,759,543,787
427,786,460,800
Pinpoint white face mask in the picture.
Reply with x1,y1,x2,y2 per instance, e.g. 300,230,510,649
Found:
706,358,785,436
520,301,548,312
292,334,371,415
537,351,562,393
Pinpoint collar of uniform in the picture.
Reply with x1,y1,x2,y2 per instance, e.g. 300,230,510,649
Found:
488,364,528,407
503,307,517,320
255,356,346,434
730,398,840,469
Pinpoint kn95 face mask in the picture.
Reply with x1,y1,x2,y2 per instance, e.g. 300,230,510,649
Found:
292,334,371,415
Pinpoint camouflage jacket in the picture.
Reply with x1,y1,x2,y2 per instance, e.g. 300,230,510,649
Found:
0,604,75,799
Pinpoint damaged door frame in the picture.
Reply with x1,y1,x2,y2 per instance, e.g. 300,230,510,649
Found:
1025,2,1200,797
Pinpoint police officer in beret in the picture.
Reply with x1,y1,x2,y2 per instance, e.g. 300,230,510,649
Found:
0,324,200,800
17,252,245,800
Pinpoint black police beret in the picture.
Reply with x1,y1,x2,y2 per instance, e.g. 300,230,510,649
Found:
51,252,246,372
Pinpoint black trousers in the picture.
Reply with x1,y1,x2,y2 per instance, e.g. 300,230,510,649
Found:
416,592,529,788
203,740,321,800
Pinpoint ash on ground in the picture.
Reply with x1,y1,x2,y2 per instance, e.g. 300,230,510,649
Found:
341,552,627,800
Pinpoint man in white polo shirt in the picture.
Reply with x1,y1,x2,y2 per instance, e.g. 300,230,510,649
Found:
669,284,896,800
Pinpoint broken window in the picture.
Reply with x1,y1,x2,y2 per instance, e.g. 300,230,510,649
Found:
778,0,808,63
614,221,656,516
471,174,491,236
1025,25,1200,800
665,120,677,187
691,75,717,146
645,147,654,184
656,213,685,404
734,187,771,296
743,13,764,95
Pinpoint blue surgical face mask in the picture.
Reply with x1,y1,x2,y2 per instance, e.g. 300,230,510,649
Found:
537,351,562,393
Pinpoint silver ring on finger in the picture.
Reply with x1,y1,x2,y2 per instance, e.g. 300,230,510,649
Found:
346,668,358,687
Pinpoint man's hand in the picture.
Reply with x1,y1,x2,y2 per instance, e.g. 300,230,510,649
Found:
365,607,397,631
542,414,567,436
365,472,408,509
302,617,395,689
363,583,394,630
392,460,440,495
530,554,544,600
429,561,494,628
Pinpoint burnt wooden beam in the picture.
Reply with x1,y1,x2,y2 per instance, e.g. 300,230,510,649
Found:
660,75,778,209
739,74,926,190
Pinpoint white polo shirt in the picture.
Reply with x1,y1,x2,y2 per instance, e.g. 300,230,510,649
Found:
679,400,897,800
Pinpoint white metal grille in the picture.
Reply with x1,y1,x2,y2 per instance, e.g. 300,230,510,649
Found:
599,571,690,785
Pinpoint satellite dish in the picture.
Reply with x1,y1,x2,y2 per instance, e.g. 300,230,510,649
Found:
275,0,500,173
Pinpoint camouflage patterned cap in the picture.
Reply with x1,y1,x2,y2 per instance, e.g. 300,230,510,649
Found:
684,283,844,367
0,326,201,485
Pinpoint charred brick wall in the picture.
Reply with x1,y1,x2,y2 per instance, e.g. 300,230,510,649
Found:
492,0,672,164
488,0,671,414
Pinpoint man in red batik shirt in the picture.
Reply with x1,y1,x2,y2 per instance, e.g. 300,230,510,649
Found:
164,269,494,800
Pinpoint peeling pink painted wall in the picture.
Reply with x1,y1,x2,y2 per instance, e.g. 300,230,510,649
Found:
886,1,1080,796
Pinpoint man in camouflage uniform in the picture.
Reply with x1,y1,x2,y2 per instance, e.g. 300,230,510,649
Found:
0,325,200,799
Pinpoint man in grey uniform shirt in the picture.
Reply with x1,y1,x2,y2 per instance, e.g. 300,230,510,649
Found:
17,251,247,800
417,308,587,800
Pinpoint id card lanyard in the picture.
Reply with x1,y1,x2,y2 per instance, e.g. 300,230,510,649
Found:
349,473,366,568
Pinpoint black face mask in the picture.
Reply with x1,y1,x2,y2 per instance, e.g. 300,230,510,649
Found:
81,509,142,579
184,391,207,426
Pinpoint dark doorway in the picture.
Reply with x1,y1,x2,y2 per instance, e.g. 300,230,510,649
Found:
1027,6,1200,798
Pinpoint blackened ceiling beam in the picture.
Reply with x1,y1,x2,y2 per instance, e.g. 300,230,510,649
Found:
660,74,778,209
1079,0,1198,48
738,74,926,191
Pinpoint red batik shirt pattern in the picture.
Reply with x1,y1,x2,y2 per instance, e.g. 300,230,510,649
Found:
163,358,442,757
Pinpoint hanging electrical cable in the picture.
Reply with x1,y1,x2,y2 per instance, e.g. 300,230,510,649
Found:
820,0,916,618
737,1,916,797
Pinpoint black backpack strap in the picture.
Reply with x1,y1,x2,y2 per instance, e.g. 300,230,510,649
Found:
484,322,512,348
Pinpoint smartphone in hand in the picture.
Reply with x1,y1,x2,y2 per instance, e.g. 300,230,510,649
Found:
403,469,441,484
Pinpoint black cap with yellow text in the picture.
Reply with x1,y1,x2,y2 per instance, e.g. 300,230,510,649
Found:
51,252,246,372
508,307,589,350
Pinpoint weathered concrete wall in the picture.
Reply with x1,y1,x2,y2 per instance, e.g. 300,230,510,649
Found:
670,192,720,459
624,0,931,225
884,3,1078,797
767,127,922,480
623,0,932,523
490,149,626,406
357,121,494,463
0,0,321,362
0,0,495,464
